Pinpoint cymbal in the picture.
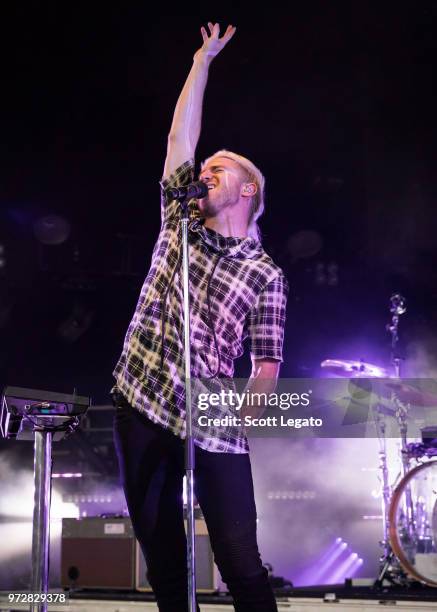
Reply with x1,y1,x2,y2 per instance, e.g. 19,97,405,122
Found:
385,382,437,407
321,359,389,378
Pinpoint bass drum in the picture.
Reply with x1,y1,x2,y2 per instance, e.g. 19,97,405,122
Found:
389,459,437,586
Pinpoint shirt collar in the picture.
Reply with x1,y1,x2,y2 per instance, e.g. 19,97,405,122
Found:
189,219,262,259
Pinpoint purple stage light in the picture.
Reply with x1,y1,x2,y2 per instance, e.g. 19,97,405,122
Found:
329,551,363,584
252,437,383,586
315,538,344,565
293,537,345,585
52,473,83,479
308,540,349,584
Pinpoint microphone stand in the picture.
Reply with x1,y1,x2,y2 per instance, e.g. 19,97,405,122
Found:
179,194,197,612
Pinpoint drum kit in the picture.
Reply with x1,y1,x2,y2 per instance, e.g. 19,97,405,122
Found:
321,294,437,587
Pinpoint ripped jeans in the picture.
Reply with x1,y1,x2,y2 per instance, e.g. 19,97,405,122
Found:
113,395,277,612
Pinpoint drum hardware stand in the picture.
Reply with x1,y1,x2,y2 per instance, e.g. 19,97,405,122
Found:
374,294,410,588
387,295,417,557
394,398,416,540
1,387,89,612
375,412,391,561
373,406,409,588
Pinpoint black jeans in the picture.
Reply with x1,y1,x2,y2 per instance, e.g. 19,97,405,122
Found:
113,396,277,612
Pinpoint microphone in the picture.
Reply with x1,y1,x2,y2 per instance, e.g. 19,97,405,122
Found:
166,181,209,201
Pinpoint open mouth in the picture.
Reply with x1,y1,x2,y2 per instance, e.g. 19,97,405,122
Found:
198,182,216,199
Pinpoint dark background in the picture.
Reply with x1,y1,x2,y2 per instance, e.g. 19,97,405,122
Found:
0,1,437,587
1,2,436,398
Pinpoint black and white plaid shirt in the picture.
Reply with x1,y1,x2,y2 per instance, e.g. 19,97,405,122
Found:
113,160,288,453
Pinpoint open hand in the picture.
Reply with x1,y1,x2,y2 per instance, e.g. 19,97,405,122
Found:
194,22,236,60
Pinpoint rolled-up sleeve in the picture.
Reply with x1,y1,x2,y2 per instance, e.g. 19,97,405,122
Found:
247,273,289,362
159,160,195,224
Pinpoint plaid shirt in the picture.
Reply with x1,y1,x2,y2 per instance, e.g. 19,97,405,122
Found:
113,160,288,453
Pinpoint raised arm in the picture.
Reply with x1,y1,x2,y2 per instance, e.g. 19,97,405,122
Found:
162,22,236,179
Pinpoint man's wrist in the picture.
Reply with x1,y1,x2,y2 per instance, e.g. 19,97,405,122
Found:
193,50,213,67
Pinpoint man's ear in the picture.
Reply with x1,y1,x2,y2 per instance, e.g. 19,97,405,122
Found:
241,182,257,197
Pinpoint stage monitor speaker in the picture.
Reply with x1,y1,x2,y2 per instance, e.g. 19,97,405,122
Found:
61,517,135,589
135,518,220,592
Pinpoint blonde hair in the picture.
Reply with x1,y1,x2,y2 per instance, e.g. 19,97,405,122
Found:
202,149,265,240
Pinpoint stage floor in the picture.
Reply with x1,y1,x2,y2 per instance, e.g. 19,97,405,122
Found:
2,587,437,612
2,599,437,612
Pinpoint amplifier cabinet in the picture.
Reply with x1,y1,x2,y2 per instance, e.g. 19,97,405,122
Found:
136,519,220,592
61,517,221,592
61,517,136,589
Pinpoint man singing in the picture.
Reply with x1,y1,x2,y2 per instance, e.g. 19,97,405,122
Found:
112,23,288,611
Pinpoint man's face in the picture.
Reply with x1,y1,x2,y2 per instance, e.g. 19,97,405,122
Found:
197,156,245,218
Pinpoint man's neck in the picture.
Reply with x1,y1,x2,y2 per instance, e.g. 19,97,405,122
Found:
203,215,248,239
